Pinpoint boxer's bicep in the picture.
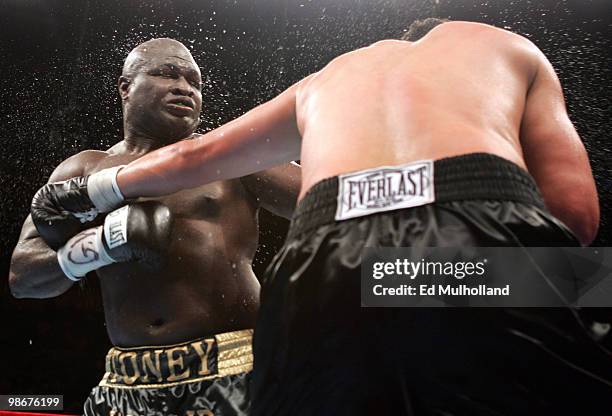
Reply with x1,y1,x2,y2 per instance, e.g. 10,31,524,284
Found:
8,151,104,298
520,57,599,244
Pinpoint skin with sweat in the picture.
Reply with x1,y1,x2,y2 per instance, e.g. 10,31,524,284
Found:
116,22,599,244
9,39,300,347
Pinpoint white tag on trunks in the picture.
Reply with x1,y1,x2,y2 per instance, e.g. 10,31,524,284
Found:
335,160,435,221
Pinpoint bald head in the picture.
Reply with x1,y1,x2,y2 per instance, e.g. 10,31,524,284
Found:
122,38,198,79
118,37,203,142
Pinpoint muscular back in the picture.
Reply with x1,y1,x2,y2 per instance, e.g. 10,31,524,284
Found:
297,22,537,194
103,22,596,248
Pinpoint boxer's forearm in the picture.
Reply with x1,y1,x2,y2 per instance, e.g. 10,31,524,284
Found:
9,238,74,299
118,132,297,198
117,86,301,199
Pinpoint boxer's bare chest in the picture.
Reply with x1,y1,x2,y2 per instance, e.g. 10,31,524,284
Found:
87,150,257,223
83,148,261,345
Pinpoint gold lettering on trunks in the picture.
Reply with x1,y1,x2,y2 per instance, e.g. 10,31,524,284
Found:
141,350,163,383
108,349,122,384
120,352,140,385
167,345,190,382
192,339,215,376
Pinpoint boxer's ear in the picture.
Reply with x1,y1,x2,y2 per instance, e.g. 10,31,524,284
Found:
118,76,131,101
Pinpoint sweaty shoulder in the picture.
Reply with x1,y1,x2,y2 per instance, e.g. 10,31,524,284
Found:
433,21,543,77
48,149,109,182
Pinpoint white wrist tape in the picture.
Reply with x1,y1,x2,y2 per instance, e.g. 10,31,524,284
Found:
103,205,130,249
57,226,116,281
88,165,126,212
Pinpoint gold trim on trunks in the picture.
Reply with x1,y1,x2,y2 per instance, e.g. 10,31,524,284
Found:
98,329,253,389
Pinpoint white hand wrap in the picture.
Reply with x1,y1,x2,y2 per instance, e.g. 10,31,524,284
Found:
88,165,126,212
57,226,116,281
57,205,131,281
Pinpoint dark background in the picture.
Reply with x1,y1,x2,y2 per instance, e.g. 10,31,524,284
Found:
0,0,610,413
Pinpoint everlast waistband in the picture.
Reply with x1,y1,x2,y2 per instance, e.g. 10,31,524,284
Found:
289,153,545,238
99,329,253,389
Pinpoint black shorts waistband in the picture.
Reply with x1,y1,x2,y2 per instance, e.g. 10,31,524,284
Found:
99,329,253,389
289,153,545,238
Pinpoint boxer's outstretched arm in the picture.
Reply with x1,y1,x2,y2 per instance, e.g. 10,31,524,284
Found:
9,151,104,298
118,83,302,199
520,49,599,245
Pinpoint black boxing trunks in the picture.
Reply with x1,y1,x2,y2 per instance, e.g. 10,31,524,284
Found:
251,153,612,416
84,329,253,416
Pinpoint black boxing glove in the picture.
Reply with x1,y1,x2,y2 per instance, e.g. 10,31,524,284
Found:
31,166,126,250
56,201,173,281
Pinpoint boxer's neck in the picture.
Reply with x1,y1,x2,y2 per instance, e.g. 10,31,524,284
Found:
123,126,178,154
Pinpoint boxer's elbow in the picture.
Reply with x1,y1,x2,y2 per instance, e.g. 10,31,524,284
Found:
552,194,599,246
573,201,599,246
9,247,28,298
8,268,69,299
537,168,599,246
8,266,31,299
571,184,599,246
8,247,71,299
